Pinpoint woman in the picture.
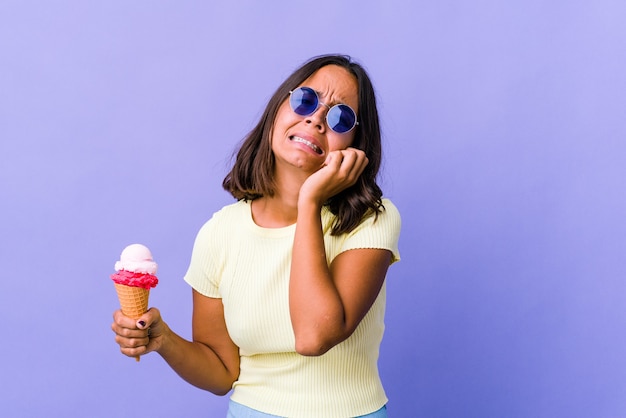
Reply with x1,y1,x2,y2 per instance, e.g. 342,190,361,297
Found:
112,54,401,418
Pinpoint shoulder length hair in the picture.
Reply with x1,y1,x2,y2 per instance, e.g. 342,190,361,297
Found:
222,54,384,235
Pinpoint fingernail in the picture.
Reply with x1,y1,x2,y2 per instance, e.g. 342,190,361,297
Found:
138,320,146,328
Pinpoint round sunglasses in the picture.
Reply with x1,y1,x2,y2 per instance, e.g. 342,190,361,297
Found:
289,86,359,134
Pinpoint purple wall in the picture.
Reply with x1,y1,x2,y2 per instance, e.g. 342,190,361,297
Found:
1,1,625,416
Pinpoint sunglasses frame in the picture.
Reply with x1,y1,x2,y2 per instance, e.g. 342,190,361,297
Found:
289,86,359,134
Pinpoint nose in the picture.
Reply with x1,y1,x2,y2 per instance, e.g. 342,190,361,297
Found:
305,103,329,132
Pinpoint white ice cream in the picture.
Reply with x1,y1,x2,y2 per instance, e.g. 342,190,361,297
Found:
114,243,158,274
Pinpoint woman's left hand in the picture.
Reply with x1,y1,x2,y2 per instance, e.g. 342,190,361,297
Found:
299,147,368,206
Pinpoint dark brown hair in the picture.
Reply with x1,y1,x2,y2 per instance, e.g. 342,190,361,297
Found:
222,54,384,235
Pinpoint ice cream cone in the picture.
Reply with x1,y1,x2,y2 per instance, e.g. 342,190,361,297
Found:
111,244,158,362
114,283,150,361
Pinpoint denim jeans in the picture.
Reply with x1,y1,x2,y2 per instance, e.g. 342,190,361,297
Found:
227,399,388,418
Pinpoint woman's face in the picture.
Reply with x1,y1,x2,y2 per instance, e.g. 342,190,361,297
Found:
270,65,359,174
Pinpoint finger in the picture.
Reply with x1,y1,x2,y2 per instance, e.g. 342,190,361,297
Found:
115,330,150,349
354,153,369,177
324,150,344,169
119,343,148,359
111,320,149,339
347,149,368,176
337,150,366,181
347,147,367,167
113,321,151,354
136,307,161,331
111,309,151,339
340,149,358,165
112,309,137,329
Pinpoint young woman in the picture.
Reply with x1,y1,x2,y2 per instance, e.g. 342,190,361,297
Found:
112,54,401,418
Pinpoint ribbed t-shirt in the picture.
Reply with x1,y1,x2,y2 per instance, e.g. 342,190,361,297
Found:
184,198,401,418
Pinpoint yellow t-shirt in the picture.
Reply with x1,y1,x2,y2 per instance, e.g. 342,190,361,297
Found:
184,198,401,418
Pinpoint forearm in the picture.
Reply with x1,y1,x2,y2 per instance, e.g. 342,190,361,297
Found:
157,323,239,395
289,201,347,355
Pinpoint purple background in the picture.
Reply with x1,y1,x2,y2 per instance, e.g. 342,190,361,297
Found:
1,1,625,417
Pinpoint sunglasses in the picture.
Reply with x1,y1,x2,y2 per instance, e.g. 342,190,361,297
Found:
289,86,359,134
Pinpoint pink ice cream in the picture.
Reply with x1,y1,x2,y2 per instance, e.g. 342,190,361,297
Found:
111,244,159,289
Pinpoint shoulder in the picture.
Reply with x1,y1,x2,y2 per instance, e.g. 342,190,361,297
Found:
320,198,401,237
326,197,401,263
380,198,401,223
199,200,249,229
359,198,401,233
190,200,249,255
211,199,249,220
356,198,401,262
192,200,249,245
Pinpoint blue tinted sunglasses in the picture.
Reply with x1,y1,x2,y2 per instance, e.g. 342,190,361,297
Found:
289,86,359,134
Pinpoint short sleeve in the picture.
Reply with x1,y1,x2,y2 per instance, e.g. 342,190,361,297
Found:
183,215,223,298
342,198,401,264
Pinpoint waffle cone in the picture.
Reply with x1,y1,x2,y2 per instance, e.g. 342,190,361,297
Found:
114,283,150,318
114,283,150,362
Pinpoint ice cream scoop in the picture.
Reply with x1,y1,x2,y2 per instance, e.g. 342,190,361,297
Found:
114,243,158,275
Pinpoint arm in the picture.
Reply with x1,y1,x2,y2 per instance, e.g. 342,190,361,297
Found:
289,148,392,356
112,290,239,395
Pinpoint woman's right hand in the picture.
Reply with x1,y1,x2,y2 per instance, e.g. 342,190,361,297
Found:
111,292,240,394
111,307,167,359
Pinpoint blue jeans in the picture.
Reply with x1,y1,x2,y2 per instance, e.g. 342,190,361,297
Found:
227,399,388,417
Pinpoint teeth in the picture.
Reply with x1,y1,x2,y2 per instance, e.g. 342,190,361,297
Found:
291,136,321,154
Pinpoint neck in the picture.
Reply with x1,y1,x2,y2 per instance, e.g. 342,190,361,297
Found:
251,169,307,228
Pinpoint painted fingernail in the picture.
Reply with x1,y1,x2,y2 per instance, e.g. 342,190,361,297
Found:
138,320,146,328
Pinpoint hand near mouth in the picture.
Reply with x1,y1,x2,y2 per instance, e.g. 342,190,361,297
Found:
298,147,369,207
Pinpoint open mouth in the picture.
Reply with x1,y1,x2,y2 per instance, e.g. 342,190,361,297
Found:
290,136,323,155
